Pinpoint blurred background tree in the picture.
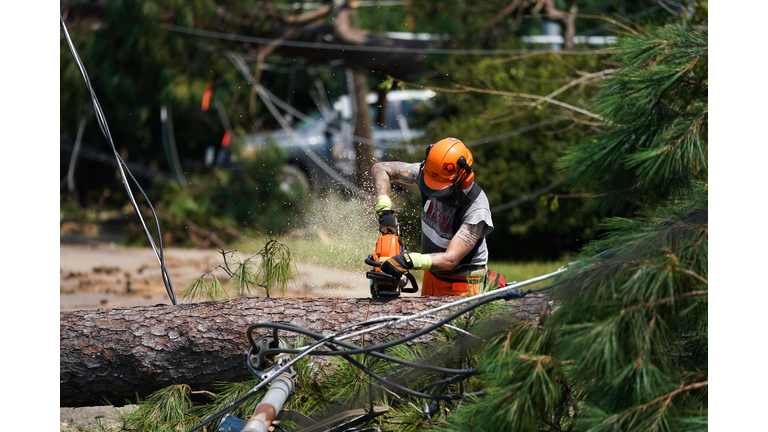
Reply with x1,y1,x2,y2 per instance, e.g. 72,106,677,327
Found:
60,0,704,260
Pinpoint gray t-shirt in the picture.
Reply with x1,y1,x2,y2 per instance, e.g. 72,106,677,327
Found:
420,182,494,273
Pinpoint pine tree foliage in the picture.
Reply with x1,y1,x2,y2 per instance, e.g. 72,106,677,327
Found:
558,24,708,214
227,262,261,297
119,384,209,432
180,274,229,302
255,237,298,298
440,22,708,432
206,378,268,422
434,321,570,432
550,196,707,432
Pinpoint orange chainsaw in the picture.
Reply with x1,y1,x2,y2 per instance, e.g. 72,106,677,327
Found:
365,230,419,299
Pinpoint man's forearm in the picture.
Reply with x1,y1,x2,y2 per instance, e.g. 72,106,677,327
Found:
372,163,393,196
425,253,455,272
427,223,484,272
372,162,420,196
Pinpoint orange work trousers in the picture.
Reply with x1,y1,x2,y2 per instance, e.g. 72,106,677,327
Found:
420,268,486,297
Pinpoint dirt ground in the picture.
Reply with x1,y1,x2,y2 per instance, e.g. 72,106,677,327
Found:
60,242,419,311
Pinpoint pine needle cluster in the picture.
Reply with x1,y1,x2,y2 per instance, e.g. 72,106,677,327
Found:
118,384,208,432
179,235,298,301
441,21,708,432
558,24,707,214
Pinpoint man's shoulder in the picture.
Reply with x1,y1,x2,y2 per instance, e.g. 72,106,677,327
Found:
466,184,490,209
463,187,492,223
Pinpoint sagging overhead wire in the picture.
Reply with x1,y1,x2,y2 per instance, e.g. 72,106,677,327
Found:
160,23,611,56
62,106,88,204
462,115,566,147
490,176,569,213
60,15,177,305
60,139,178,182
160,104,187,188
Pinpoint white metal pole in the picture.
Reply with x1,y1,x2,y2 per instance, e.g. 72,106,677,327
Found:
240,372,296,432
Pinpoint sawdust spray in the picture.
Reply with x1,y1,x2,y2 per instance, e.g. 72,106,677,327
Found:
289,175,423,296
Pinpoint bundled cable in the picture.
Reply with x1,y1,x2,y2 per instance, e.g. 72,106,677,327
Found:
246,283,561,399
186,270,567,431
60,16,177,305
191,267,566,430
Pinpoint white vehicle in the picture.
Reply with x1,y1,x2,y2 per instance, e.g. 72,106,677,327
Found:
243,90,435,192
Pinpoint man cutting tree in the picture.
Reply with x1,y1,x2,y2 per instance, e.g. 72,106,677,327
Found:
372,137,499,296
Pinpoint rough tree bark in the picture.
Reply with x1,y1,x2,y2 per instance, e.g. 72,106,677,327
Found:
60,295,550,407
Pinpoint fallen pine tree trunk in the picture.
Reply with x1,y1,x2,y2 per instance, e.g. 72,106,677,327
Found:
60,295,550,407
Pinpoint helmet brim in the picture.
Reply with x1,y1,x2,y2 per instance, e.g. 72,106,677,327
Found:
418,171,454,198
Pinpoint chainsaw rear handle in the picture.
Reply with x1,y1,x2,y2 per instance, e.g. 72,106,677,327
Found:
365,255,419,293
402,273,419,293
365,255,383,268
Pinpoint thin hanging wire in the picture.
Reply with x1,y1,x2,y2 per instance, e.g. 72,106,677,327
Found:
60,15,177,305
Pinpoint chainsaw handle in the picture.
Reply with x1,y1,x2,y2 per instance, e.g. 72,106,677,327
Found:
402,272,419,293
366,255,420,293
365,254,381,267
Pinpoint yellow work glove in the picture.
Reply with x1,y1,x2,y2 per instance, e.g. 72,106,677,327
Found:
376,195,397,234
381,253,432,281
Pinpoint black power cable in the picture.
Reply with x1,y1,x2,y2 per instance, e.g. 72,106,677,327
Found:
244,290,533,403
187,317,409,432
341,349,485,402
60,15,177,305
188,281,560,431
252,289,528,358
254,326,483,402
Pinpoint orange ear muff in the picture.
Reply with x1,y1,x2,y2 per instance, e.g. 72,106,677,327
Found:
461,170,475,188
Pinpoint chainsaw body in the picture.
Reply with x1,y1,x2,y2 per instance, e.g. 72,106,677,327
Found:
366,233,419,299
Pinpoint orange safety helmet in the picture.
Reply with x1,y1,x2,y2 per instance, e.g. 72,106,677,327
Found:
418,137,475,198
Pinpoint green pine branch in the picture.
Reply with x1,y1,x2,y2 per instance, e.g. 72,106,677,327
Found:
444,21,708,432
558,23,708,213
178,235,298,301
